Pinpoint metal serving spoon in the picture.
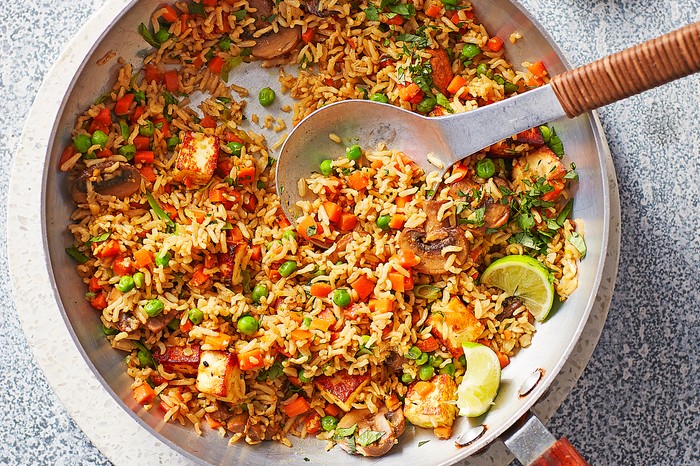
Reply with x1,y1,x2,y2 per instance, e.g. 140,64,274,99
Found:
276,22,699,220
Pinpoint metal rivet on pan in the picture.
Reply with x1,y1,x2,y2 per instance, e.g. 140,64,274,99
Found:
455,425,486,447
518,368,544,397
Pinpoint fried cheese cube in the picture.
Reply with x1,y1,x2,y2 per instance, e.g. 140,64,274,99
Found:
428,297,485,357
173,131,219,186
403,374,458,434
314,370,370,412
511,146,566,193
196,350,245,402
153,344,201,376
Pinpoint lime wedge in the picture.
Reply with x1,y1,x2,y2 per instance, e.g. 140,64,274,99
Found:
480,255,554,322
456,342,501,417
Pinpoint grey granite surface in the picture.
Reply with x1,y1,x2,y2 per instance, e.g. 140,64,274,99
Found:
1,0,698,465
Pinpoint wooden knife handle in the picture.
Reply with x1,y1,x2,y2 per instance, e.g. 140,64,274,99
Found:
531,437,589,466
550,21,700,117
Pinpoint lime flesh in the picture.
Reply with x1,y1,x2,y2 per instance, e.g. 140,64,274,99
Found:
456,342,501,417
480,255,554,322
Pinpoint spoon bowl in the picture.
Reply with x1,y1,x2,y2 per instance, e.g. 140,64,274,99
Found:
276,22,700,221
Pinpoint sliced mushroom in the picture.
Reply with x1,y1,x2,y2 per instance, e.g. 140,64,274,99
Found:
115,312,140,333
423,200,449,241
251,26,302,59
483,199,510,229
303,0,331,16
399,228,468,275
71,162,141,204
497,296,525,320
383,351,408,374
146,312,172,333
227,412,249,434
448,178,480,199
248,0,274,29
336,406,405,457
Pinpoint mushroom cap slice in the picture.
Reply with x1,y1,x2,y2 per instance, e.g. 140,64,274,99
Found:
336,407,405,457
251,26,302,59
399,227,469,274
71,161,142,204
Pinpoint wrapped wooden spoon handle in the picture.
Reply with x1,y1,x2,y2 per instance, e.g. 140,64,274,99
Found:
550,21,700,117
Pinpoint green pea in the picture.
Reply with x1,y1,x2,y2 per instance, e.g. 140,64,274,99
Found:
252,283,269,303
419,364,435,381
298,368,312,383
369,93,389,103
476,157,496,178
458,354,466,367
430,355,444,367
256,180,265,190
227,141,243,156
154,28,171,44
416,352,429,366
302,316,313,329
102,323,119,335
188,308,204,325
504,81,519,93
333,288,351,307
440,363,456,377
401,373,414,384
461,43,481,59
139,120,155,137
118,144,136,160
321,415,338,432
417,96,437,114
73,133,93,153
319,159,333,176
258,87,276,107
406,346,422,360
166,135,179,150
493,75,506,86
116,275,135,293
218,34,231,51
476,63,490,76
376,214,391,230
237,315,259,335
144,298,164,317
346,144,362,161
91,130,109,148
279,260,298,277
133,272,145,288
155,250,171,267
282,229,296,241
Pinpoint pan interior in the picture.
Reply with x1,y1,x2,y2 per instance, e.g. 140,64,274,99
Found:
43,0,608,464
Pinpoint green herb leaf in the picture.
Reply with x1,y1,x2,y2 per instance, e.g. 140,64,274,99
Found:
564,170,578,180
65,247,89,264
145,192,177,233
509,232,541,250
459,206,485,226
568,231,586,257
364,4,380,21
396,33,429,49
333,423,357,439
388,3,416,17
556,200,573,226
357,430,385,446
86,232,110,245
119,119,130,141
435,93,454,113
306,225,317,237
138,23,160,48
517,211,535,231
546,126,564,157
232,9,247,20
418,440,430,447
188,2,206,16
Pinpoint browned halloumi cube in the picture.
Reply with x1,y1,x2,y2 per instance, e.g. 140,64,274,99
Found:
173,131,219,186
314,370,369,412
403,374,458,432
429,297,484,357
153,344,201,376
514,127,545,146
511,146,566,193
196,350,245,402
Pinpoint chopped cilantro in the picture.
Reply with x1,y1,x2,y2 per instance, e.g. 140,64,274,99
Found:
418,440,430,447
357,430,385,446
568,232,586,257
396,32,429,49
364,4,380,21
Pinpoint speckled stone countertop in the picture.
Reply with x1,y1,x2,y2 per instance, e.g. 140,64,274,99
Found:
1,1,698,465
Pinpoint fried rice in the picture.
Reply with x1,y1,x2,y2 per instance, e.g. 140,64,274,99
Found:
60,0,585,456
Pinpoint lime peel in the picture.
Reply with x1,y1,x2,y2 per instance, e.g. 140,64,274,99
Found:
456,342,501,418
480,255,555,322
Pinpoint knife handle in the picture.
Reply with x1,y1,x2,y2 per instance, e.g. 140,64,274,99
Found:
550,21,700,117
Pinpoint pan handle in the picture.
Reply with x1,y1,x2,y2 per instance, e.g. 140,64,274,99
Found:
550,21,700,117
502,413,588,466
